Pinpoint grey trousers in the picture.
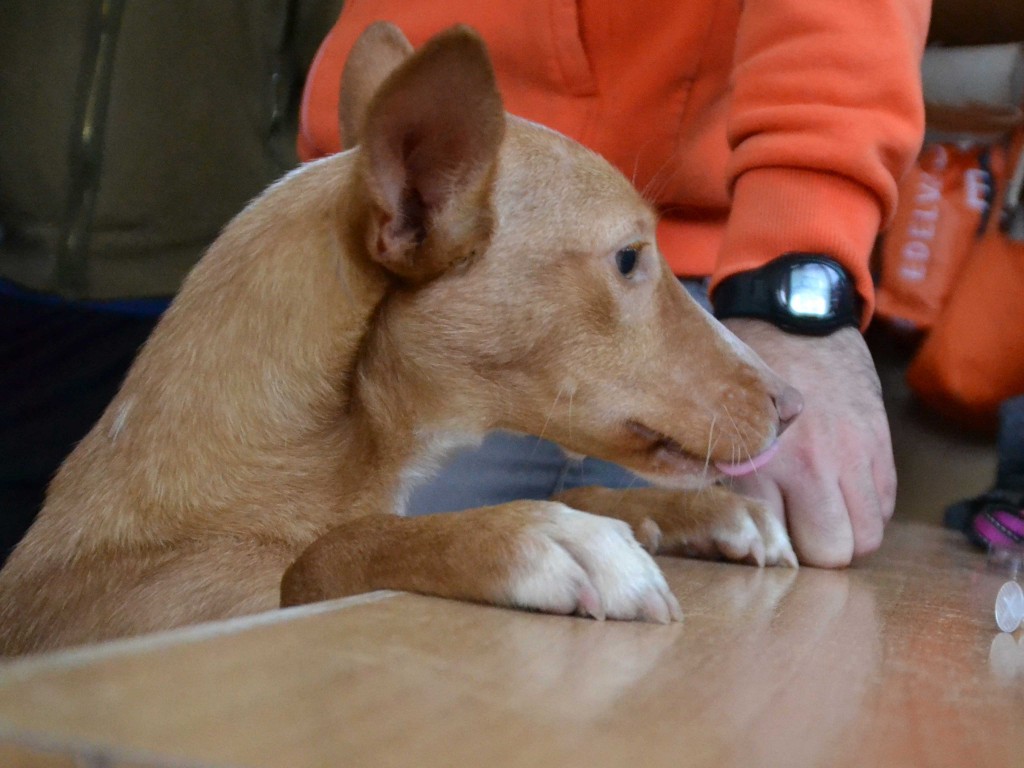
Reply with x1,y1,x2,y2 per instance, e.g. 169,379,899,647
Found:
405,431,646,515
996,393,1024,491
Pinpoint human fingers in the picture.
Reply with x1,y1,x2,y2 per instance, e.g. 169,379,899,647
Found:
840,457,885,559
872,435,898,525
733,448,856,568
779,457,856,568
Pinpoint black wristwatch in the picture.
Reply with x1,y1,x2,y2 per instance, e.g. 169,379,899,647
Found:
712,253,862,336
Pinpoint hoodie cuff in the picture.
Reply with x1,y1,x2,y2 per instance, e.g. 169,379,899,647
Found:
711,167,882,329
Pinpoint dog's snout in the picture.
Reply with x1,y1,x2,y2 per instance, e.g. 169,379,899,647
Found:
773,385,803,435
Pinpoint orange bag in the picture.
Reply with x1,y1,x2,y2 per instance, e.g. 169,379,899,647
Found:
875,143,994,331
906,130,1024,432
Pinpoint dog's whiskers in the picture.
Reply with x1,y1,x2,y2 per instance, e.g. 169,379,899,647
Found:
567,386,575,445
533,385,567,454
637,143,686,205
700,412,717,488
721,404,760,477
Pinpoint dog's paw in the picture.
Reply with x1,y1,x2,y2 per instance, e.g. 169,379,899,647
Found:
653,493,798,568
503,503,682,624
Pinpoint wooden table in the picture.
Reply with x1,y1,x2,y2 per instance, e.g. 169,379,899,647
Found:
0,522,1021,768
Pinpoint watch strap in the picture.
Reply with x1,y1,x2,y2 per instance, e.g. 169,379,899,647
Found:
712,254,862,336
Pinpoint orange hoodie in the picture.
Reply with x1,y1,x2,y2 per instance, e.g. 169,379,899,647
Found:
298,0,931,319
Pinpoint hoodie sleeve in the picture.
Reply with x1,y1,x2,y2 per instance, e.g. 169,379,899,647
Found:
711,0,932,325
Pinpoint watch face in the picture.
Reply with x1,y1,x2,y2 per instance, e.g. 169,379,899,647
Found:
779,262,839,319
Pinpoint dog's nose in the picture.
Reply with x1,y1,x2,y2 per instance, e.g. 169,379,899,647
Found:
774,385,803,434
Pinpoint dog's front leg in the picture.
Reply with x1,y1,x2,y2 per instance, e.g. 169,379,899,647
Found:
553,486,798,568
280,502,681,623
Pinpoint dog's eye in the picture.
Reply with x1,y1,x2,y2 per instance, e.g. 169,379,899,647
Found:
615,245,640,277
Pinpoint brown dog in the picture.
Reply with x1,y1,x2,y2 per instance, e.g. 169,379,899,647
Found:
0,23,802,655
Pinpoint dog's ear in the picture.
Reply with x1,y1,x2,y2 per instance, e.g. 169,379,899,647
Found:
358,25,505,283
340,22,414,150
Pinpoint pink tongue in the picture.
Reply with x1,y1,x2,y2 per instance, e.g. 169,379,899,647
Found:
714,441,781,477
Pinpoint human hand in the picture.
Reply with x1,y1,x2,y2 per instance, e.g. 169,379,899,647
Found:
722,319,896,567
